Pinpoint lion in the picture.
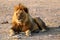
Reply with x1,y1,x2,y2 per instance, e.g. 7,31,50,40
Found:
9,3,38,36
9,3,47,36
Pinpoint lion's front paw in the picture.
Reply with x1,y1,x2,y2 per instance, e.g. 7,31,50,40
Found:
25,30,31,37
41,29,47,32
9,29,15,36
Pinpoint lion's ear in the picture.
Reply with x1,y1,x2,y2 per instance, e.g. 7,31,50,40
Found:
24,8,29,13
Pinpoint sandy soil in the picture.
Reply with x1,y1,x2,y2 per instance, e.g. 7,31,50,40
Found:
0,0,60,40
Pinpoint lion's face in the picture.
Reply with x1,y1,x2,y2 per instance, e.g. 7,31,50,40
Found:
14,3,29,21
14,4,28,23
16,10,26,20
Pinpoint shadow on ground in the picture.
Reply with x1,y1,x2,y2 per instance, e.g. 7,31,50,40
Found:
32,27,60,36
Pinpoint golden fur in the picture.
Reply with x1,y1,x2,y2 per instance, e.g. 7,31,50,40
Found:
9,3,47,36
9,3,37,36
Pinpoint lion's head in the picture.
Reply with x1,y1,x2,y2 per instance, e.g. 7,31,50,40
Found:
14,3,28,13
14,3,29,23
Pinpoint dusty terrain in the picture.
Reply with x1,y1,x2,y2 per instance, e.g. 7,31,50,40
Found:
0,0,60,40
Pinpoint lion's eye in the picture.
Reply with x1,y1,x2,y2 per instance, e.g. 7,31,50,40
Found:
16,12,19,15
20,9,22,10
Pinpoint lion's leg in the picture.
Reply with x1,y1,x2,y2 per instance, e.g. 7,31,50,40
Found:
33,17,47,32
25,30,31,36
9,29,15,36
9,23,18,36
32,22,40,33
22,25,31,36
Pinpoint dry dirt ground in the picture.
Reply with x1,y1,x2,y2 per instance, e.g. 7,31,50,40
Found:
0,0,60,40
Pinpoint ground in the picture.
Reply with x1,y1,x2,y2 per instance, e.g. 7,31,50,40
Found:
0,0,60,40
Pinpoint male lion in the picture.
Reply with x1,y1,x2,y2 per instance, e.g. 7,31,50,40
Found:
9,3,39,36
9,3,47,36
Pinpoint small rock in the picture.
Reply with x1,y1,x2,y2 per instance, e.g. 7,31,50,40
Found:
1,21,9,24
